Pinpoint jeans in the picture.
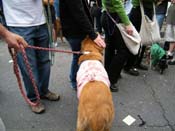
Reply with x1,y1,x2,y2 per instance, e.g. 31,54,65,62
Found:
156,14,165,30
66,37,85,89
8,24,50,101
54,0,60,18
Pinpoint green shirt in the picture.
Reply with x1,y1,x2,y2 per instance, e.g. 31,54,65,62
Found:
102,0,130,25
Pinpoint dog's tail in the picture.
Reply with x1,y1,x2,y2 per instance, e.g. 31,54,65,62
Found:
89,104,114,131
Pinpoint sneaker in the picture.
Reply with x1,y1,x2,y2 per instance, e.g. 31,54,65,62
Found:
136,64,148,70
41,91,60,101
124,68,139,76
167,55,173,60
166,51,173,60
168,59,175,65
31,102,45,114
110,83,119,92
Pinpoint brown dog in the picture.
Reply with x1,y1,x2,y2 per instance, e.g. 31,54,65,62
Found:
76,37,114,131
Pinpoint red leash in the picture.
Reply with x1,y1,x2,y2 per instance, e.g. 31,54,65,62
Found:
9,45,82,106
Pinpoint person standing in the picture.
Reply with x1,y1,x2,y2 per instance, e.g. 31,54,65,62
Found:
165,1,175,64
123,0,155,76
2,0,60,114
60,0,106,90
156,0,169,29
101,0,133,92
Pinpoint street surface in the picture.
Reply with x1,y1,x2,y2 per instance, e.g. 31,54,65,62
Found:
0,40,175,131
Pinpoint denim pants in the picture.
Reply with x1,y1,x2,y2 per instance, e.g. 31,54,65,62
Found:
8,24,50,101
156,14,165,30
54,0,60,18
66,37,85,89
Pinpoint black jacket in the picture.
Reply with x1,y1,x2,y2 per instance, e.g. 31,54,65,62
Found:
60,0,97,40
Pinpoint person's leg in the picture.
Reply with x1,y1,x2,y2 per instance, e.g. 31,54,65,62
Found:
101,12,115,75
34,24,51,95
108,27,130,85
135,45,148,70
123,7,141,75
53,0,60,18
66,37,84,89
156,14,165,30
8,26,40,101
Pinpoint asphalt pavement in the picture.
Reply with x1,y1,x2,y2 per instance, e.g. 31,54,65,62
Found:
0,40,175,131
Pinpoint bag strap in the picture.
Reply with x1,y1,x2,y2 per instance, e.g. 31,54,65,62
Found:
105,10,119,25
140,1,156,21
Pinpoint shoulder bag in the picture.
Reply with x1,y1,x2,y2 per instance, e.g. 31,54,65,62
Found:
106,11,141,55
139,1,161,45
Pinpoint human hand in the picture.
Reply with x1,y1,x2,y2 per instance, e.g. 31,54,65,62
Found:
125,24,133,35
4,31,28,50
93,34,106,48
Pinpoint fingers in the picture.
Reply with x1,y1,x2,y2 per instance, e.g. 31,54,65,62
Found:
127,29,133,35
18,37,28,48
94,34,106,48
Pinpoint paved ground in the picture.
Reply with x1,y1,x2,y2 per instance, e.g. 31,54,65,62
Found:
0,40,175,131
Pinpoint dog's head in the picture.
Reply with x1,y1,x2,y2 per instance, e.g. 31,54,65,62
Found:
78,37,104,64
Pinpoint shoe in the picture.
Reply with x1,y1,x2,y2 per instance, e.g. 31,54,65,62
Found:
41,91,60,101
167,55,173,60
136,64,148,70
30,102,45,114
168,59,175,65
110,83,119,92
124,68,139,76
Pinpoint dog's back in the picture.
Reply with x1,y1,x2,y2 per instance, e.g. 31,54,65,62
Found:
76,37,114,131
77,81,114,131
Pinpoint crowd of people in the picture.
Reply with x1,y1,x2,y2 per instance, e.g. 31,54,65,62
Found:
0,0,175,114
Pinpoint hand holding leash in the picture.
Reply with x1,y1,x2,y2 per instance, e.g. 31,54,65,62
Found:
5,31,28,51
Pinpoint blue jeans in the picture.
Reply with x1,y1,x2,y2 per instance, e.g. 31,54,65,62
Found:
156,14,165,30
8,24,50,101
66,37,84,89
54,0,60,18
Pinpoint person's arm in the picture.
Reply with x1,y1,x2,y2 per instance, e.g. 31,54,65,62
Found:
112,0,133,35
0,24,27,50
64,0,105,47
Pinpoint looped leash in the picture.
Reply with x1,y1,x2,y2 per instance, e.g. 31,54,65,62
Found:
9,45,40,106
9,44,89,106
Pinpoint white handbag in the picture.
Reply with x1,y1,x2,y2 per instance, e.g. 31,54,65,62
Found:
139,1,161,45
116,23,141,55
106,11,141,55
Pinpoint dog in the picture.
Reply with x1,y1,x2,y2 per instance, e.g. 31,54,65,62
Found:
76,37,114,131
151,43,168,74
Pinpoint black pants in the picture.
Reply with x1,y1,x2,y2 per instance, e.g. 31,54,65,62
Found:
101,12,130,84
